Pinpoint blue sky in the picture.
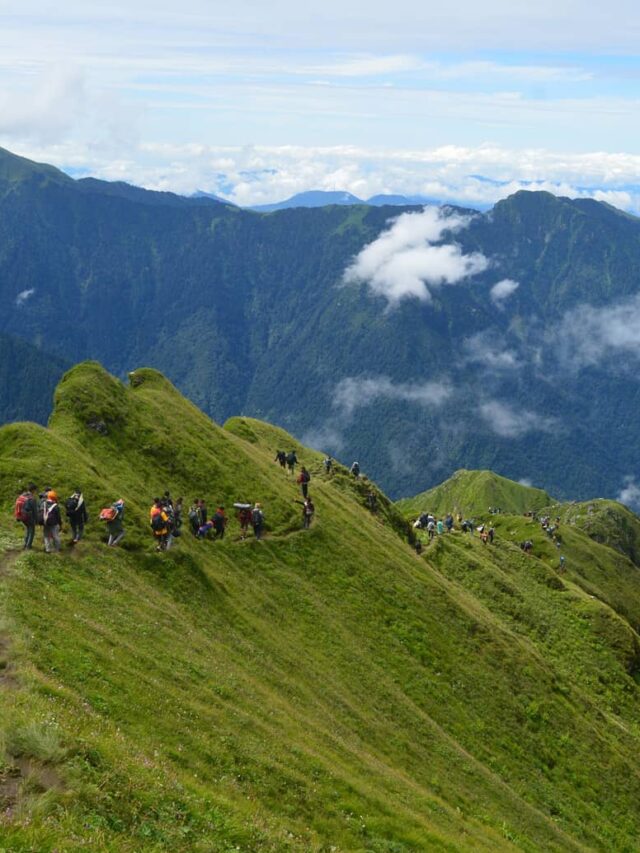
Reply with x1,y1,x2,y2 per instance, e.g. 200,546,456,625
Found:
2,1,640,208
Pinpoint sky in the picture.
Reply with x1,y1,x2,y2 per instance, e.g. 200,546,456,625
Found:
2,0,640,208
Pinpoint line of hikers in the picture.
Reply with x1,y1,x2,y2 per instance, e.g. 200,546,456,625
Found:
13,485,268,552
413,511,495,544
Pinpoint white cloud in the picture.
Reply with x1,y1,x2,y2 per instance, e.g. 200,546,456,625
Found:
617,476,640,511
15,288,35,306
555,294,640,370
334,375,452,418
479,400,557,438
0,66,86,143
518,478,533,487
343,207,488,306
490,278,519,306
463,332,521,370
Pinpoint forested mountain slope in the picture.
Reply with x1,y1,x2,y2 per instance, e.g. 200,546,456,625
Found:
2,147,640,501
0,364,639,850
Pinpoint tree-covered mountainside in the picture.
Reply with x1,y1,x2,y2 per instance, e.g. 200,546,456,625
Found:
0,333,69,425
1,146,640,502
1,363,640,850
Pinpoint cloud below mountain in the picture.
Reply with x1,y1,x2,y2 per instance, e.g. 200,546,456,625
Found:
554,294,640,370
490,278,519,306
343,208,489,306
334,375,453,417
479,400,557,438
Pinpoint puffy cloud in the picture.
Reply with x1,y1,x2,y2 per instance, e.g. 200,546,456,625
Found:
617,476,640,511
490,278,519,306
15,288,35,306
334,375,452,418
343,207,489,306
463,331,521,370
0,66,86,143
554,294,640,370
479,400,557,438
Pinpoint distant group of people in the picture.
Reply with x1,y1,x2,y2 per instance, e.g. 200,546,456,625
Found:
274,449,317,529
413,511,498,547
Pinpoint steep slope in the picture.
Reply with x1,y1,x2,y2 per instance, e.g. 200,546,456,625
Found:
397,470,553,518
0,364,640,850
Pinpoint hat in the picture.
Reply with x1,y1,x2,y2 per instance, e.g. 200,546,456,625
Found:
47,490,58,500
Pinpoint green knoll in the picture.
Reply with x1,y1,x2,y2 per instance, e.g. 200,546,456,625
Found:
0,364,639,851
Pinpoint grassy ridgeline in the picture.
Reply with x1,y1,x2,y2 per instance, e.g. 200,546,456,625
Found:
0,364,639,850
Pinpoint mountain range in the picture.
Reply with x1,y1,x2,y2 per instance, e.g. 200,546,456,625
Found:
1,146,640,503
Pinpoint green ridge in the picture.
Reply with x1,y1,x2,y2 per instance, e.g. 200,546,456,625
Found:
396,469,553,519
0,364,639,850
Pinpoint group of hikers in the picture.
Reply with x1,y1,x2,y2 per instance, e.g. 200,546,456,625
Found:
12,485,268,553
413,511,496,545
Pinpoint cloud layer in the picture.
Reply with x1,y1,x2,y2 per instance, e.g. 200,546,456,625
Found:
343,208,488,306
334,375,453,417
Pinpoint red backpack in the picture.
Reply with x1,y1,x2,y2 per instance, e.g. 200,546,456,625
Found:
14,494,29,523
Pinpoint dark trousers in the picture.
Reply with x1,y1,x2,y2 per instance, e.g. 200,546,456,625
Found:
71,520,85,542
23,522,36,549
301,483,308,498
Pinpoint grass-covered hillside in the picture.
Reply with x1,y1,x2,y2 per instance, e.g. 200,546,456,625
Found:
1,364,640,851
397,469,552,518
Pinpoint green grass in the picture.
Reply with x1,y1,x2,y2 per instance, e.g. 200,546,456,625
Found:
0,363,639,850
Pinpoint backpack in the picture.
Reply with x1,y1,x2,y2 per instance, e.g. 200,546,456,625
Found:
99,507,117,522
150,510,165,531
65,495,79,516
252,508,263,525
14,494,30,523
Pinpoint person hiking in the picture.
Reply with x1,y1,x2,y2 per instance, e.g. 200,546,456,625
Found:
197,519,214,539
298,466,311,498
106,499,125,546
436,519,444,535
295,497,315,529
212,506,226,540
350,461,360,479
150,498,170,551
427,519,436,541
251,503,264,540
66,488,88,544
274,450,287,469
42,490,62,553
15,483,38,550
198,499,208,528
173,497,184,532
445,513,454,532
488,526,495,544
366,491,378,513
415,539,423,555
323,456,333,474
188,500,201,536
237,505,252,540
286,451,298,477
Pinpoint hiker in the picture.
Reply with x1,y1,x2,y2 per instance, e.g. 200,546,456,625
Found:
212,506,226,539
488,526,495,544
298,497,315,529
480,530,489,544
445,514,454,532
350,461,360,479
286,450,298,477
150,498,170,551
298,466,311,498
236,505,252,540
251,503,264,540
66,488,88,544
162,490,174,510
323,456,333,474
427,519,436,541
415,539,423,555
14,484,38,550
559,555,566,571
198,499,208,528
274,450,287,469
105,500,125,546
188,501,200,536
197,520,214,539
366,491,378,513
436,519,444,535
42,490,62,553
173,497,184,533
